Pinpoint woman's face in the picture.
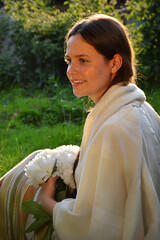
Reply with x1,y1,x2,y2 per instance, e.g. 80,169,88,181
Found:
65,33,115,103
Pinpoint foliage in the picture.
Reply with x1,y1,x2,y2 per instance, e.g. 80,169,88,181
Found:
1,0,120,89
1,0,160,89
1,0,69,89
0,86,86,177
0,86,159,178
0,53,17,89
126,0,160,88
145,87,160,113
0,85,88,126
23,200,53,238
0,13,18,88
22,178,74,237
0,12,10,44
22,201,52,233
43,0,66,7
0,122,83,177
65,0,118,19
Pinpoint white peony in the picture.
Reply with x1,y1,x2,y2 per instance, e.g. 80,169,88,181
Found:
24,145,80,189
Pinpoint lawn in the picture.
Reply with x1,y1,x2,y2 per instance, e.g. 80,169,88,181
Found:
0,87,85,177
0,86,159,177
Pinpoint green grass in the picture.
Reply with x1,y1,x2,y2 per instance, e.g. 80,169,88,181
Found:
0,123,83,177
0,86,159,178
0,88,85,177
145,87,160,114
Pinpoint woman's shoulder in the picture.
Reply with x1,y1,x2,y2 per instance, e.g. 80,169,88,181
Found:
102,103,140,131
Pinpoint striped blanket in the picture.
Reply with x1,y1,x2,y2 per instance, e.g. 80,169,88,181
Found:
0,150,55,240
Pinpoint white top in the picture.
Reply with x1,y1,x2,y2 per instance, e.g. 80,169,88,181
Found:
53,84,160,240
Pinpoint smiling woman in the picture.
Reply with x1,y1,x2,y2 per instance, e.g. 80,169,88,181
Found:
38,14,160,240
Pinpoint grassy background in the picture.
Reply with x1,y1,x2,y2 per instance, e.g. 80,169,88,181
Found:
0,87,160,177
0,87,85,177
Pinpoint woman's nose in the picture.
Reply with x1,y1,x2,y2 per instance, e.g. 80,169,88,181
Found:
67,62,78,78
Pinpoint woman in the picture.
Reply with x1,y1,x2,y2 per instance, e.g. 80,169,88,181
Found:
39,14,160,239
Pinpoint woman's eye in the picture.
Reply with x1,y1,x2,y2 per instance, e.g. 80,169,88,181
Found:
80,58,87,63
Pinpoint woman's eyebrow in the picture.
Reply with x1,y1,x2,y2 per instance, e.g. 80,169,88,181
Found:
65,54,90,58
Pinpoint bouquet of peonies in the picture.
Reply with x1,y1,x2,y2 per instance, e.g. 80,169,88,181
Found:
24,145,80,190
23,145,80,236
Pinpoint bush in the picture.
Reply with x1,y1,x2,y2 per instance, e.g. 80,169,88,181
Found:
0,12,18,89
1,0,119,89
0,84,88,127
2,1,70,89
1,0,160,90
126,0,160,88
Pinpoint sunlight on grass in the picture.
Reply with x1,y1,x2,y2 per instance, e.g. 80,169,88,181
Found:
0,87,159,178
0,123,83,177
0,88,85,177
145,88,160,114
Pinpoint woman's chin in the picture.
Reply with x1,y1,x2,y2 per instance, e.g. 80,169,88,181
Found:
73,90,86,98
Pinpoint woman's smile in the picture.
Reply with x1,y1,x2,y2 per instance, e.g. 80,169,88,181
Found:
71,79,86,87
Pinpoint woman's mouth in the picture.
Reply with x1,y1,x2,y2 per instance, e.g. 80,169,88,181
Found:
71,80,85,86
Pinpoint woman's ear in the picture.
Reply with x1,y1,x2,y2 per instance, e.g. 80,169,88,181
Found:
111,54,122,74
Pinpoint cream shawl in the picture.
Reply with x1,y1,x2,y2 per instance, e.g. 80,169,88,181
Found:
53,84,160,240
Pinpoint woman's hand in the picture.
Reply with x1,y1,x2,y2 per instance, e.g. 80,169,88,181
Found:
38,176,59,216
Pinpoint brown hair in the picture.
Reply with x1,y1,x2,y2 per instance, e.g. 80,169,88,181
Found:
65,14,136,87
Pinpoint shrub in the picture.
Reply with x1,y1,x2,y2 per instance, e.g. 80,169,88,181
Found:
2,0,70,88
1,0,160,90
126,0,160,88
2,0,119,89
0,84,88,127
0,12,18,89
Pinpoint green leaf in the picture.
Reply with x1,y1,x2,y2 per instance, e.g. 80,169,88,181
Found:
51,159,57,175
22,201,51,218
56,178,66,192
56,190,67,202
25,218,50,233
